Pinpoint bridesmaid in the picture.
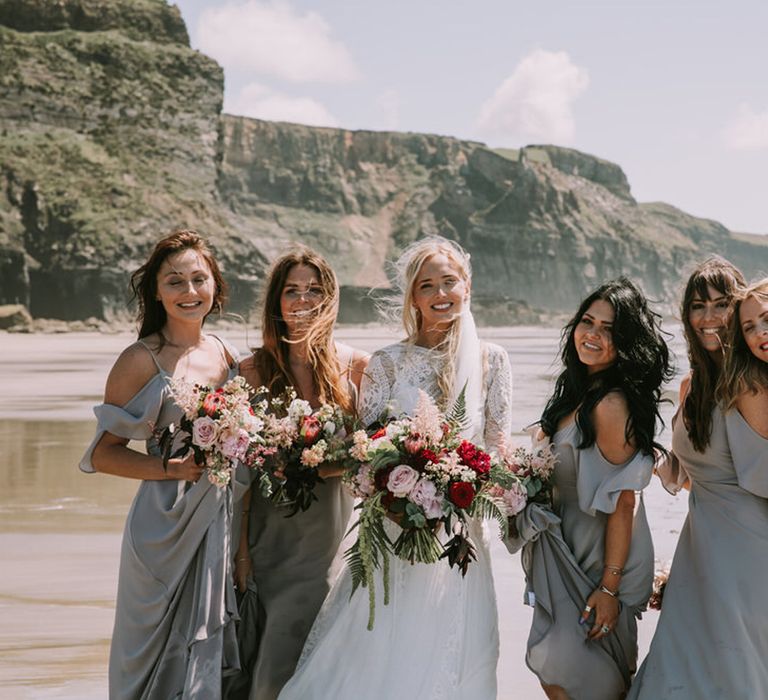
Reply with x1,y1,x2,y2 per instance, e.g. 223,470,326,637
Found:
512,277,672,700
79,230,245,699
629,264,767,699
233,246,367,700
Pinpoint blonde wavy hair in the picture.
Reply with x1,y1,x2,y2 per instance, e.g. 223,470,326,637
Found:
394,236,472,408
719,277,768,409
253,245,353,412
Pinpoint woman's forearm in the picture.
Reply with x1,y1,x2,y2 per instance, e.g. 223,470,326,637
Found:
601,489,635,591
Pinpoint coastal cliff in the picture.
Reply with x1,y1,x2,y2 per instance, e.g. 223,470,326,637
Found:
1,0,766,324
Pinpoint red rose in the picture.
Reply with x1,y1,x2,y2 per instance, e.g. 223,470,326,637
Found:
201,392,226,417
457,440,491,475
370,427,387,440
300,415,321,443
449,481,476,509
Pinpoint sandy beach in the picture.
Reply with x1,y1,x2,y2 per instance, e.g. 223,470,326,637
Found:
0,328,688,699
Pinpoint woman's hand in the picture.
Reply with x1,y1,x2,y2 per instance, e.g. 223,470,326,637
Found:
234,552,251,593
166,452,204,482
580,588,620,641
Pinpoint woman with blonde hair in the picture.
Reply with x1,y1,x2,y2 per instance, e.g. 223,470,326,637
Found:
80,230,245,699
232,245,367,700
628,260,768,698
279,236,514,700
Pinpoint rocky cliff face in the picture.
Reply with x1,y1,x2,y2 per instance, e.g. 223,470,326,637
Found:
0,0,265,319
1,0,767,324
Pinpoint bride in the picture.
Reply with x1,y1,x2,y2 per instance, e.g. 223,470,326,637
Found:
278,236,514,699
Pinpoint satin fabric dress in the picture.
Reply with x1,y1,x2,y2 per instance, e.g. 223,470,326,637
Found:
509,421,655,700
627,407,768,700
80,338,248,700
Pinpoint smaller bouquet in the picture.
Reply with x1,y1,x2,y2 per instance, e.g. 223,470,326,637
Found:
488,433,557,519
343,389,505,629
158,376,267,487
257,388,352,516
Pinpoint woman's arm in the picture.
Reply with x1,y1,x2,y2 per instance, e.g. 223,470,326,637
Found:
483,344,513,452
90,344,203,482
580,392,636,640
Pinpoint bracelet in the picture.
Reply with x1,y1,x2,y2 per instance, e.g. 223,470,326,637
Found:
603,564,624,576
599,585,619,598
237,557,249,562
241,509,250,515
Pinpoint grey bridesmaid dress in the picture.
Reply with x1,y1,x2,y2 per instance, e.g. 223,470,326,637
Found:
80,339,249,699
241,478,353,700
510,421,654,700
628,407,768,700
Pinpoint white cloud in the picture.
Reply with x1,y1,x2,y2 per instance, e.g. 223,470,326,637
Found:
224,82,339,127
197,0,360,83
373,89,400,131
723,104,768,151
476,49,589,145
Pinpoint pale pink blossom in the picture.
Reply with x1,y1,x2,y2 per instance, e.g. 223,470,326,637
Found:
192,416,218,449
409,478,444,519
387,464,420,497
221,428,250,460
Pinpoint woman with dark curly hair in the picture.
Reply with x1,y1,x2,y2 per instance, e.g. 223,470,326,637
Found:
510,277,672,700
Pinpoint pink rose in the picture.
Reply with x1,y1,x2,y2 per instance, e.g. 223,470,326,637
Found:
356,464,376,496
502,481,528,516
192,416,218,449
221,428,250,460
387,464,420,497
409,478,444,519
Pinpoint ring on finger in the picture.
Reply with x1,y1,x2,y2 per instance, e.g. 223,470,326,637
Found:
600,624,611,634
583,605,593,614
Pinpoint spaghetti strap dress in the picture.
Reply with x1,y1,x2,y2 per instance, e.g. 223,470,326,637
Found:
627,407,768,700
79,336,250,699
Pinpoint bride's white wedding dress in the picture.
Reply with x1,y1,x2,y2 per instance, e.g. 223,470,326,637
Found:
278,340,513,700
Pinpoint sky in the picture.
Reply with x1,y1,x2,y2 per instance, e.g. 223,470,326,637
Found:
173,0,768,234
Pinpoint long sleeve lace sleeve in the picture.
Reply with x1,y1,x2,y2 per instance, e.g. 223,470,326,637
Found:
483,344,513,452
357,350,395,428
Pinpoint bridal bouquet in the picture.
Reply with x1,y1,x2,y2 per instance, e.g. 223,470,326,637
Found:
157,376,268,487
343,390,506,629
256,388,352,516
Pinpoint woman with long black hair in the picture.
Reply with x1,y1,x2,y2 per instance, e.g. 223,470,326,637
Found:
513,277,672,700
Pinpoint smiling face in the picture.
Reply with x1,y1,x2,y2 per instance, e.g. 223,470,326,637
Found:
739,293,768,364
573,299,617,374
279,263,325,335
156,249,215,324
688,284,732,356
412,253,469,333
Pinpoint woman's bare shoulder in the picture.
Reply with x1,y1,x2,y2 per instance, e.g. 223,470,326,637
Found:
239,352,263,388
103,341,159,406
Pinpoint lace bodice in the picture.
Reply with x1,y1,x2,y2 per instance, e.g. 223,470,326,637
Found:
357,341,513,452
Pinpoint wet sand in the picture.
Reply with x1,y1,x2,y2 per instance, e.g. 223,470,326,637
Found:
0,328,688,699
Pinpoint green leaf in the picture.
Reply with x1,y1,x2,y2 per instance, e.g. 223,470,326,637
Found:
446,383,469,432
